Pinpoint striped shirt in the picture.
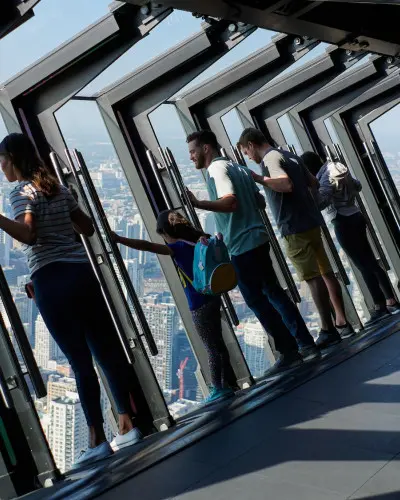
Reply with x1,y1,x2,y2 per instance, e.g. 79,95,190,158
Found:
10,181,88,276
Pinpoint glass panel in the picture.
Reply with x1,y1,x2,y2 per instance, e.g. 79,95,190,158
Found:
172,29,276,99
0,0,111,84
277,114,303,154
324,116,396,314
151,104,274,377
364,105,400,290
77,12,203,96
56,100,203,417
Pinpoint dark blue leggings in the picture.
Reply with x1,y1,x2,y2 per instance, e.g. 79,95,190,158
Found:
32,262,132,426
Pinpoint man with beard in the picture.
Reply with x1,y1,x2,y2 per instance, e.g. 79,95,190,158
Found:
186,130,319,375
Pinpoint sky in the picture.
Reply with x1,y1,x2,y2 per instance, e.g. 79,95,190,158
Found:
0,0,398,154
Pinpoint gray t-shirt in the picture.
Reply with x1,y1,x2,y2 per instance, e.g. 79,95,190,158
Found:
10,181,88,276
205,158,268,256
262,149,322,237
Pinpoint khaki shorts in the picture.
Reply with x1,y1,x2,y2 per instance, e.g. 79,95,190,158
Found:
283,227,332,281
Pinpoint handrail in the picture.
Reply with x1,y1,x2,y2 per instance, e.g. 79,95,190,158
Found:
50,151,138,363
363,142,400,232
146,150,173,210
71,149,158,356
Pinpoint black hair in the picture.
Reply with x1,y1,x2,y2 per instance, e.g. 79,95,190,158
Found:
300,151,325,177
186,130,219,151
156,210,210,243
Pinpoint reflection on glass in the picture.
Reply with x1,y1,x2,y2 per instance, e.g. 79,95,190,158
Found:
151,104,275,377
56,101,202,430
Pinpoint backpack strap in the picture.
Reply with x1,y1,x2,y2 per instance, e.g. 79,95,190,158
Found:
176,264,193,288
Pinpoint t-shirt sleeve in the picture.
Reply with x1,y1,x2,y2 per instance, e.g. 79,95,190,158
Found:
264,151,287,178
10,188,36,220
208,162,236,198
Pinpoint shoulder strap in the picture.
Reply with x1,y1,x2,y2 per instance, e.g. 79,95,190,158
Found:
176,264,193,288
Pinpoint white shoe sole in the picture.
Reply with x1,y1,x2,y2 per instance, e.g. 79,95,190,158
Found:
111,433,142,452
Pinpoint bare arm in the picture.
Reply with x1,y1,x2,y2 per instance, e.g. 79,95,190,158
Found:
192,194,238,213
115,234,172,256
0,213,37,245
252,171,293,193
70,208,95,237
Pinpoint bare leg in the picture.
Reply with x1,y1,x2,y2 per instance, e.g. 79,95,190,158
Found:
322,272,347,327
306,276,334,331
118,413,134,435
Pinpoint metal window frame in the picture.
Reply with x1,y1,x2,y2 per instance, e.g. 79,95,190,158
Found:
172,33,320,152
123,0,400,57
0,0,177,455
94,20,257,388
235,49,373,329
289,57,400,297
169,34,324,306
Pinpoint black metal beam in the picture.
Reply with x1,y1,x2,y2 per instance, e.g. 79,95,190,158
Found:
124,0,400,56
240,47,366,147
0,0,41,40
95,20,256,391
287,57,400,305
0,2,172,167
172,33,320,152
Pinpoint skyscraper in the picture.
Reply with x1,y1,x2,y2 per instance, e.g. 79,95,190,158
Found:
142,294,178,390
35,315,62,369
241,321,274,378
47,392,88,472
127,258,144,299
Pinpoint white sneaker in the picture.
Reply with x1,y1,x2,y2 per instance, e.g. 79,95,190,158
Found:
73,441,113,469
110,427,143,451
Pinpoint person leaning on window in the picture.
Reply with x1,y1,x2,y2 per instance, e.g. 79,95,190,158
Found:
0,133,142,468
301,150,400,326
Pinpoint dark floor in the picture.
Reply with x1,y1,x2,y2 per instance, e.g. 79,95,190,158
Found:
98,330,400,500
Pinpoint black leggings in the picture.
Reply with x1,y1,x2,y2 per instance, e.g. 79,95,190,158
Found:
191,298,231,390
333,212,393,307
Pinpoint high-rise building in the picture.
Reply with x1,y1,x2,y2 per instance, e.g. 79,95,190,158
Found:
127,258,144,299
47,392,88,472
0,229,12,267
35,315,62,369
47,375,77,409
240,321,274,378
142,294,178,390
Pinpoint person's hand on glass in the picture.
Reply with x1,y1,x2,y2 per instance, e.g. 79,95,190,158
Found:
186,189,199,208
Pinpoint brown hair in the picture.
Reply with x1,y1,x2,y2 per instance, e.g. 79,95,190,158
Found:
238,127,268,147
0,133,59,197
156,210,210,243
